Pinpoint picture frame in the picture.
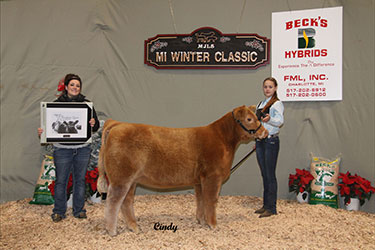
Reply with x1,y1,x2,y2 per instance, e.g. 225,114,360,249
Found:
40,102,93,144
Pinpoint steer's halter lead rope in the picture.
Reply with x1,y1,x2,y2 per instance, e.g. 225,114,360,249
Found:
230,111,259,173
230,146,256,174
232,111,262,135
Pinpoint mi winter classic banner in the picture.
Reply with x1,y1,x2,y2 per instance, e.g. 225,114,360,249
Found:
144,27,269,69
272,7,343,101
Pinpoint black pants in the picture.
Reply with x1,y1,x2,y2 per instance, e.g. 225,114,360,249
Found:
255,136,280,214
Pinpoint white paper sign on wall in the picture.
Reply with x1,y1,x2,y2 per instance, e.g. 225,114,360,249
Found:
272,7,343,101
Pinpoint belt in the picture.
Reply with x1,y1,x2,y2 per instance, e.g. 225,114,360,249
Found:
268,134,279,138
256,134,279,142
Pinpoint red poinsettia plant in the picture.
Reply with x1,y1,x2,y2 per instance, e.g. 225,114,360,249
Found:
48,174,73,200
85,167,99,197
338,171,375,206
288,168,314,194
48,168,100,200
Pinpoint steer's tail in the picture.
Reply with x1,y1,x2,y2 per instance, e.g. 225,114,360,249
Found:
97,119,121,194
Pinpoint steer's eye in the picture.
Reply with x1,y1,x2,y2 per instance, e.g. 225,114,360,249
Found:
247,118,252,122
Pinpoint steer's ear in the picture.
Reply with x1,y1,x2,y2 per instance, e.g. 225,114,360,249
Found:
249,105,256,112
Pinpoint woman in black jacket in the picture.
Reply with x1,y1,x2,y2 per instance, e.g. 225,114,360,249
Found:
38,74,99,222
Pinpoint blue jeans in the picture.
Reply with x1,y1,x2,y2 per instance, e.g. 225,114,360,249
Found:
53,146,91,217
255,136,280,214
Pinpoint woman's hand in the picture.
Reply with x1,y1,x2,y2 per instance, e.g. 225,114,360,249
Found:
262,114,270,123
89,118,96,127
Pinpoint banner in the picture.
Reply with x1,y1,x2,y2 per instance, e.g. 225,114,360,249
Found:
145,27,269,69
272,7,343,101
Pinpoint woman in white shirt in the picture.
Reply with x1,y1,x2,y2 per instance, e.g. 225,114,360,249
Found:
254,77,284,218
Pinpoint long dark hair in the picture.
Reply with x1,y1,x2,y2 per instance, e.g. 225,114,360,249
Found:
63,73,82,95
261,77,279,113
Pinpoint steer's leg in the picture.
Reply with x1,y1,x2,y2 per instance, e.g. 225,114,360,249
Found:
194,184,205,225
120,183,139,233
105,183,131,236
201,177,221,229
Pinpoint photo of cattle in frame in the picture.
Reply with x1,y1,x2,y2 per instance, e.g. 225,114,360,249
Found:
40,102,93,144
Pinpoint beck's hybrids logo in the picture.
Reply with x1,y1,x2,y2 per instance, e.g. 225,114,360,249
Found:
298,28,316,49
284,24,326,58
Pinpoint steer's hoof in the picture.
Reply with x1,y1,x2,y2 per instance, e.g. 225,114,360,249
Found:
196,218,205,225
207,223,217,229
128,225,140,234
107,229,117,237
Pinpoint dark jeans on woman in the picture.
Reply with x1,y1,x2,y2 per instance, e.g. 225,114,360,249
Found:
255,136,280,214
52,146,91,217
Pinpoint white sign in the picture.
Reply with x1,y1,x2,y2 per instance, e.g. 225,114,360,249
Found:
272,7,343,101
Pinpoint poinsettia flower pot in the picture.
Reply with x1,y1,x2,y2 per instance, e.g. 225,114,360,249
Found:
296,191,309,203
344,197,360,211
67,194,73,208
89,192,101,204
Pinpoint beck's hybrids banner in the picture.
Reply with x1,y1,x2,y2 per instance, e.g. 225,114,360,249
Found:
272,7,343,101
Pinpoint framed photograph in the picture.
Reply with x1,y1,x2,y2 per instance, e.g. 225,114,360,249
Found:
40,102,93,144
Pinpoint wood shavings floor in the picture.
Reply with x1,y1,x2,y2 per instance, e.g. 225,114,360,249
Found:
1,194,374,249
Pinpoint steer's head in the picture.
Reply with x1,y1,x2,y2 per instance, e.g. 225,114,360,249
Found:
232,105,268,140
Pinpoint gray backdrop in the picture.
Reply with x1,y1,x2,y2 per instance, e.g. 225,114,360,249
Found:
1,0,374,213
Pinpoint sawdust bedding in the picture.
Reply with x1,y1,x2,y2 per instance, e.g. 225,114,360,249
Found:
1,194,374,250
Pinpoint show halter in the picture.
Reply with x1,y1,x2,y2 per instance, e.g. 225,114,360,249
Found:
230,110,259,173
232,111,262,135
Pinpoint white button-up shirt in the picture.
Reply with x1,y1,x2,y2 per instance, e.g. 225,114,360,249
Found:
257,97,284,136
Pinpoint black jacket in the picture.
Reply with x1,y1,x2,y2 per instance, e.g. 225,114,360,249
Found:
55,93,100,133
